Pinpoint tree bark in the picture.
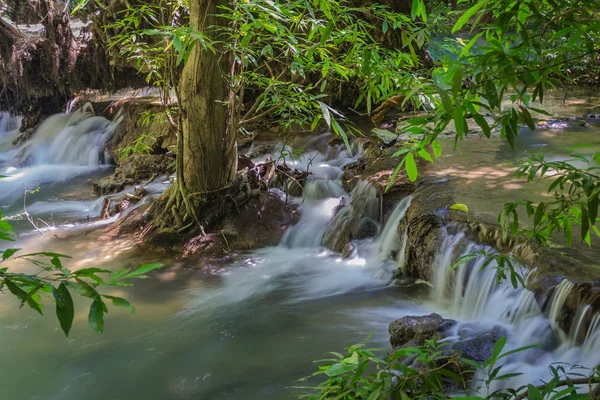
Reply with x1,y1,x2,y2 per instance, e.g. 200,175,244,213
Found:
39,0,79,89
179,0,237,195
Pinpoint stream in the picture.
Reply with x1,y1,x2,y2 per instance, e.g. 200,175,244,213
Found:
1,90,600,399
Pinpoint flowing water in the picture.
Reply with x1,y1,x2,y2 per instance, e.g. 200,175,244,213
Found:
1,94,600,399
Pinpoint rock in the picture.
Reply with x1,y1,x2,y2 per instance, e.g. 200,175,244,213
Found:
133,185,149,197
355,217,379,240
450,326,505,362
90,177,131,196
389,313,456,348
90,153,172,195
371,128,399,145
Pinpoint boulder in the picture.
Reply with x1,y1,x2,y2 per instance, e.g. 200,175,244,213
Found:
371,128,399,145
389,313,456,348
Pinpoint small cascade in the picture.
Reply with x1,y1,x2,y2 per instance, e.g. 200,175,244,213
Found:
1,105,121,203
320,181,379,250
583,312,600,352
548,279,575,326
14,104,120,166
0,112,22,134
280,179,346,248
373,196,412,263
431,229,532,322
569,305,591,344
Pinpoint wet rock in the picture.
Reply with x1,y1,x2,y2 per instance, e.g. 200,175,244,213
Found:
389,313,456,348
371,128,398,146
322,182,379,252
355,217,379,240
91,177,131,196
451,326,505,362
90,153,172,195
183,192,300,256
133,185,149,198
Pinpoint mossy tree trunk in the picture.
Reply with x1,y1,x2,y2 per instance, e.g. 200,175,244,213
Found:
178,0,237,196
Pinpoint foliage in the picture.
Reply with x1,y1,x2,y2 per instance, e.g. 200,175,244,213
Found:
219,0,428,146
390,0,600,249
298,334,599,399
118,110,165,159
78,0,430,151
0,209,163,336
506,146,600,247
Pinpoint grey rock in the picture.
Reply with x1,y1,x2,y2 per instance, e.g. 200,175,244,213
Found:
389,313,456,348
371,128,399,145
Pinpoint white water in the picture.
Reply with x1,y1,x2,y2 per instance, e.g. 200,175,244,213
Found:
0,105,120,204
430,228,600,393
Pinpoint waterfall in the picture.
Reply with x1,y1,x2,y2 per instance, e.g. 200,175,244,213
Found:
548,279,575,326
1,105,120,203
374,196,412,263
13,104,119,166
280,179,345,248
320,181,380,250
583,312,600,352
569,305,591,344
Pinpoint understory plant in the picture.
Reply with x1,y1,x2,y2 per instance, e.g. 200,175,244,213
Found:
299,336,600,399
0,209,163,336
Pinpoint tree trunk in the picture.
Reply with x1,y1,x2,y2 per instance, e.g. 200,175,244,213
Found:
179,0,237,195
39,0,79,90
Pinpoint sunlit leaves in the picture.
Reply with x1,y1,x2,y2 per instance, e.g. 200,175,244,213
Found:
1,216,163,335
404,152,418,182
452,0,486,33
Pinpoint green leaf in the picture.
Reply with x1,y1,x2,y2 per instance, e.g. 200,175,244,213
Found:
88,297,106,333
405,152,418,182
52,283,75,336
324,362,356,377
453,1,486,33
4,278,43,315
450,203,469,213
172,34,182,53
452,67,464,95
122,263,163,280
417,148,434,163
438,88,453,114
563,217,573,247
588,196,598,225
432,140,443,158
534,202,545,227
74,268,112,276
526,384,543,400
454,103,465,138
317,101,331,128
103,295,136,314
2,248,20,260
581,204,590,243
488,336,507,365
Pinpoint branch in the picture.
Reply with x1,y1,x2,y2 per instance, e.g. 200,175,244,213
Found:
239,104,280,127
